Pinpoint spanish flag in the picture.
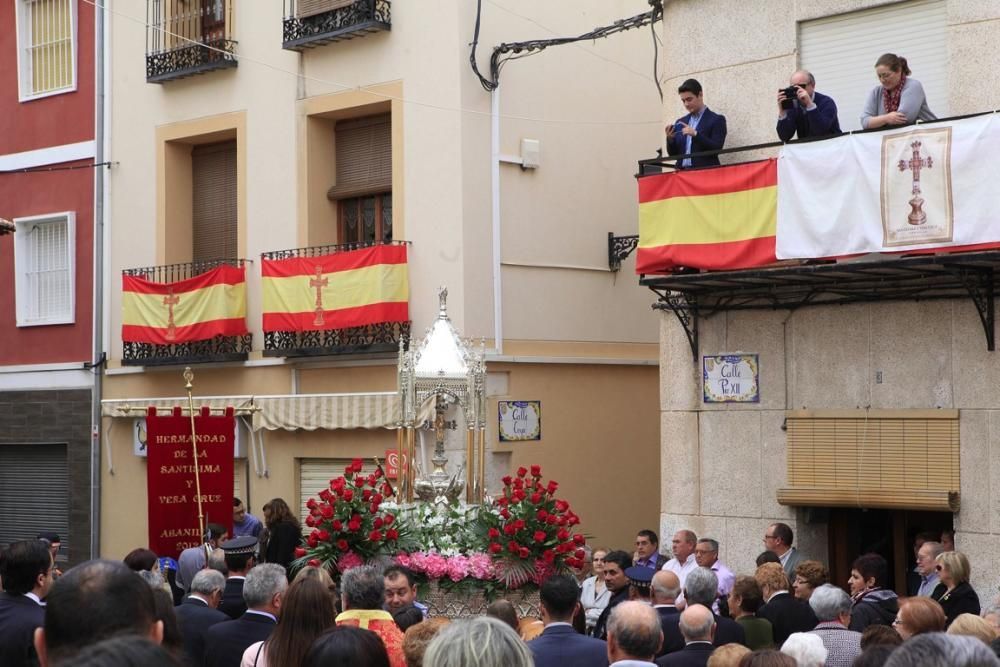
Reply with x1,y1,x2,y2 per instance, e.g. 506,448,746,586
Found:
122,266,249,345
637,159,778,274
261,244,409,332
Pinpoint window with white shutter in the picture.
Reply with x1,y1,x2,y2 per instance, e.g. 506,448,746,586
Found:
14,212,75,327
798,0,947,131
15,0,77,100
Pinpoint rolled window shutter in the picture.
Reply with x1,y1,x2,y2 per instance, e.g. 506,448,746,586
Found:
328,114,392,200
192,141,238,262
296,0,357,19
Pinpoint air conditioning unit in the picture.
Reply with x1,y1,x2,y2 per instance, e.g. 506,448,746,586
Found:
296,0,356,19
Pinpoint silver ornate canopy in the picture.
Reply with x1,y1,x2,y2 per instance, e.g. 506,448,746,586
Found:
397,288,487,503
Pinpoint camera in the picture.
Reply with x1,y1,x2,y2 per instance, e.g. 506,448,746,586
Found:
779,85,801,110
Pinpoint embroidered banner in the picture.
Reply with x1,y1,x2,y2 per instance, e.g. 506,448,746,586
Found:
777,114,1000,259
261,244,409,332
122,266,248,345
145,407,235,560
636,160,778,274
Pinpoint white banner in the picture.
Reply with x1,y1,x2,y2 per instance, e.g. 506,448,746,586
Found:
776,114,1000,259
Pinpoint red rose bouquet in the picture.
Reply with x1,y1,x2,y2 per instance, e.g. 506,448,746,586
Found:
480,465,586,588
293,458,413,570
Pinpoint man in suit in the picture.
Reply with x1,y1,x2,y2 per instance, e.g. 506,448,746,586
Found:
593,550,633,641
775,69,842,142
755,562,817,647
634,530,670,571
204,563,286,667
34,560,163,667
661,567,745,655
0,540,54,667
218,536,257,619
529,574,608,667
764,523,803,579
665,79,727,168
607,601,663,666
652,570,681,658
655,604,715,667
175,568,229,667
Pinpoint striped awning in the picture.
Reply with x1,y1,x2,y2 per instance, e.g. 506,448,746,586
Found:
101,392,403,431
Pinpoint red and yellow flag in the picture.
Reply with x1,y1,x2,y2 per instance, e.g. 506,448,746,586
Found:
261,244,409,332
122,266,249,345
637,159,778,274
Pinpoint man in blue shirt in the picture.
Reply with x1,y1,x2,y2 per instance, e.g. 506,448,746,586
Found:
776,70,841,142
666,79,727,168
232,498,262,539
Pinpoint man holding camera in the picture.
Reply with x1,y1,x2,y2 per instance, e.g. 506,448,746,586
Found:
776,70,841,142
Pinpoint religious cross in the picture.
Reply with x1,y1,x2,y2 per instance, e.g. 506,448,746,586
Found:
163,288,180,341
310,265,328,327
897,139,933,226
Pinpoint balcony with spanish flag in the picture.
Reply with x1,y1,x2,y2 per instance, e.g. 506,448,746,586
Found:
260,241,410,358
121,259,252,366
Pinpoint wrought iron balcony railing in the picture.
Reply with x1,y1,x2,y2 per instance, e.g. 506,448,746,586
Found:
146,0,238,83
261,241,410,358
282,0,390,51
121,259,252,366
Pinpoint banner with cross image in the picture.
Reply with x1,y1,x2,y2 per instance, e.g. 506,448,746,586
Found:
122,265,248,345
261,244,409,332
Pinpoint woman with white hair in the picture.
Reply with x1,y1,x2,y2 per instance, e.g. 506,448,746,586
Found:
780,632,828,667
423,616,534,667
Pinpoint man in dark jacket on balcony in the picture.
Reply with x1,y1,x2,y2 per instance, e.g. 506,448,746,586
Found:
776,70,841,142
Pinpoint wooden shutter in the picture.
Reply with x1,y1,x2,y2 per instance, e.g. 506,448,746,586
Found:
777,409,959,511
296,0,357,18
0,444,69,552
327,114,392,200
192,141,237,262
798,0,948,130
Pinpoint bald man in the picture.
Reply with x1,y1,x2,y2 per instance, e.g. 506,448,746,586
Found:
652,571,681,658
654,604,715,667
775,69,841,141
607,601,663,666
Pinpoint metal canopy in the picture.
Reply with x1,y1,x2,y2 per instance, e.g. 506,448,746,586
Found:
641,250,1000,360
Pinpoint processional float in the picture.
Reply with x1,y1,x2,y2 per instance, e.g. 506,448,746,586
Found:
396,288,487,505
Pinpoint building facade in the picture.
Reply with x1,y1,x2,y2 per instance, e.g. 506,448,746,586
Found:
0,0,98,566
652,0,1000,593
99,1,664,558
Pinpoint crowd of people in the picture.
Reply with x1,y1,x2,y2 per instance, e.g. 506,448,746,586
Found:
664,52,938,167
3,503,1000,667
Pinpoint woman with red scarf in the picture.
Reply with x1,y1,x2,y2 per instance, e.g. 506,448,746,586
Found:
861,53,937,129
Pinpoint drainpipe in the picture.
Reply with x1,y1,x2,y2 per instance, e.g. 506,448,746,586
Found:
490,87,503,355
90,0,109,560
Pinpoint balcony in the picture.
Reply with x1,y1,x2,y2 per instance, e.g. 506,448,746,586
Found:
121,259,252,366
626,111,1000,359
282,0,390,51
261,241,410,358
146,0,237,83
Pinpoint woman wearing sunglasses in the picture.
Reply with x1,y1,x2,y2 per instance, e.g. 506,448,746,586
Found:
932,550,981,627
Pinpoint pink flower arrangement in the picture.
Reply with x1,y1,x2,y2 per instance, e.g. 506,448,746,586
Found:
395,551,496,583
336,550,364,573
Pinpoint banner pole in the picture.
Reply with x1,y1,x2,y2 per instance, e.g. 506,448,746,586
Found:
183,367,206,543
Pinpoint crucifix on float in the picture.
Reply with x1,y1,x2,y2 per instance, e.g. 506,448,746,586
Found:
310,265,328,326
898,139,933,226
163,287,180,340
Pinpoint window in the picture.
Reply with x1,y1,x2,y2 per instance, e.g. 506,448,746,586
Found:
299,458,377,525
0,444,69,553
798,0,947,130
15,0,77,100
328,114,392,243
14,212,75,326
192,140,238,261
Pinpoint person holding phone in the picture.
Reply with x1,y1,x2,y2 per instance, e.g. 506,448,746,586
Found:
665,79,727,168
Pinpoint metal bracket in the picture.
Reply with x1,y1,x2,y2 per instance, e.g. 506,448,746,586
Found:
608,233,640,272
947,265,995,351
652,290,699,362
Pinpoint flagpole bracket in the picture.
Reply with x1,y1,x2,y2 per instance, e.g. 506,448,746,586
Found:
608,233,639,272
947,264,995,351
651,289,699,362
